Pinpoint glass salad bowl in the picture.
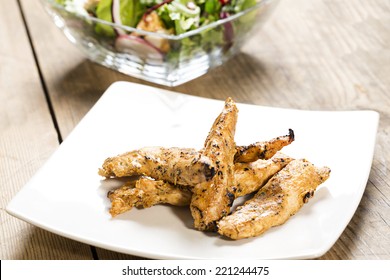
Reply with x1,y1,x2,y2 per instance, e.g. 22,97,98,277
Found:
42,0,280,86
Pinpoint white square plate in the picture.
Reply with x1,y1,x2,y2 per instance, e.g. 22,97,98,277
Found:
7,82,379,259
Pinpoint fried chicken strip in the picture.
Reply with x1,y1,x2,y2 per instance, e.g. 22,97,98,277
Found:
217,159,331,239
190,98,238,231
99,131,294,185
234,129,295,163
108,177,192,217
99,147,215,186
108,152,293,216
234,152,293,198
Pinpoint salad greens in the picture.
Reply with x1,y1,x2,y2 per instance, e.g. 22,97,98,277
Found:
95,0,115,36
55,0,261,59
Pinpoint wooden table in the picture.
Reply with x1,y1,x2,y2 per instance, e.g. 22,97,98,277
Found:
1,0,389,260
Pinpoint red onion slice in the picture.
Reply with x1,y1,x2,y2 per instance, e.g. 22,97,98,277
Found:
112,0,126,35
220,11,234,48
115,34,164,62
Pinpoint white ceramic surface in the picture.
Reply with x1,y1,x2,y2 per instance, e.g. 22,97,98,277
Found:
6,82,379,259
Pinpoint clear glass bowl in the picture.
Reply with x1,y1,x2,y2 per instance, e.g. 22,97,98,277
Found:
42,0,280,86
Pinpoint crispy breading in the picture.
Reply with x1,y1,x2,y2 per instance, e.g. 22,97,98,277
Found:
108,177,192,217
234,152,293,197
107,152,293,216
234,129,294,163
98,131,294,187
217,159,331,239
99,147,215,186
190,98,238,231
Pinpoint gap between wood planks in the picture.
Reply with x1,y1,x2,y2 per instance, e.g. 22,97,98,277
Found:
16,0,63,144
16,0,100,260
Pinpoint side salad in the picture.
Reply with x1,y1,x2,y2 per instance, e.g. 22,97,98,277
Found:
55,0,261,60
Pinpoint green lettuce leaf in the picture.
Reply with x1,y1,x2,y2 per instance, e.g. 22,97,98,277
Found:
95,0,115,37
119,0,143,27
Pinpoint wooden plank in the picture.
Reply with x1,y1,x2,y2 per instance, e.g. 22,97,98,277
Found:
0,0,93,259
19,0,390,259
18,0,139,140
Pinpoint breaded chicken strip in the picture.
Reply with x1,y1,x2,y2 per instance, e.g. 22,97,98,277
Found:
99,130,294,186
108,152,293,216
234,152,293,197
217,159,331,239
99,147,215,186
108,177,192,217
234,129,295,163
190,98,238,231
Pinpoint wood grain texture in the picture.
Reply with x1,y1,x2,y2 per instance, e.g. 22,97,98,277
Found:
18,0,143,140
0,0,93,259
12,0,390,259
